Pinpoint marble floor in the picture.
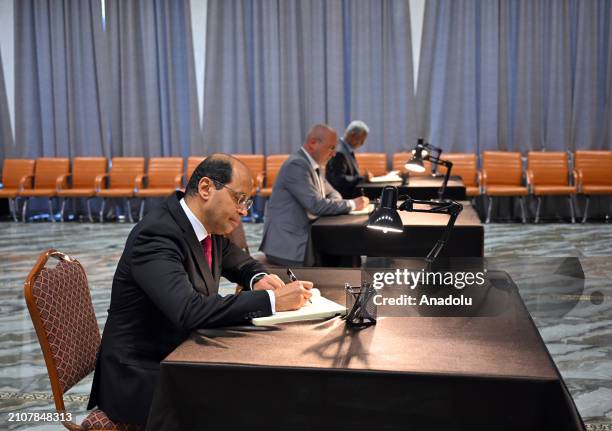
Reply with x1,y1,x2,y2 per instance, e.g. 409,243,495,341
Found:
0,221,611,430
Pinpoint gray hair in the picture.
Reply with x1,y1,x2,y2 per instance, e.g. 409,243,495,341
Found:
344,120,370,137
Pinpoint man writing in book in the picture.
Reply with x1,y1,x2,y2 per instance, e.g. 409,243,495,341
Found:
88,154,312,427
325,120,372,198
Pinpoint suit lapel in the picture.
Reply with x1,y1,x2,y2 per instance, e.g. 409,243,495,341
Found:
167,192,216,296
341,139,359,176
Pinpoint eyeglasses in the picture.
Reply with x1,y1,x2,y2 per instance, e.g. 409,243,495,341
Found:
210,178,253,210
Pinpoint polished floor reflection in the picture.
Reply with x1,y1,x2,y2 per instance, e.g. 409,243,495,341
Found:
0,221,610,429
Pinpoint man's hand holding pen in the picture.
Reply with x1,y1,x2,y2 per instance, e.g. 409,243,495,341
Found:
253,272,313,311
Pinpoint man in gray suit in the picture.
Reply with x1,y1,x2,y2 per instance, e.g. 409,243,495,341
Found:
260,124,369,266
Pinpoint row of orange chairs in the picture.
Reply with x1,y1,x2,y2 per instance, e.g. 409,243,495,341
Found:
1,151,611,222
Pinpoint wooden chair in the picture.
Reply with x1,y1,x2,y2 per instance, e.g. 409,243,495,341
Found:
481,151,527,223
392,152,433,176
185,156,206,183
441,153,480,197
0,158,35,221
355,153,387,176
259,154,289,197
135,157,183,219
24,249,143,430
526,152,576,223
95,157,145,222
19,158,70,222
57,158,107,222
574,150,612,222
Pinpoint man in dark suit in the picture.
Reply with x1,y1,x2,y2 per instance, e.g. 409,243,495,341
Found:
325,120,371,198
88,154,312,426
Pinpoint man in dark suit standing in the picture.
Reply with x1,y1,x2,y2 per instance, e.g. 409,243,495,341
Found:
326,120,371,198
88,154,312,426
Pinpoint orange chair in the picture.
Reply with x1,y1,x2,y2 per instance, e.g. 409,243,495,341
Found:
526,152,576,223
0,159,35,221
574,150,612,222
392,152,433,176
95,157,145,222
481,151,528,223
355,153,387,176
440,153,480,197
260,154,289,197
135,157,183,219
232,154,265,195
56,157,107,222
186,156,206,183
19,158,70,222
24,249,144,431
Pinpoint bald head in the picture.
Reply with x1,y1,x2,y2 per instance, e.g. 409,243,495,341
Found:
185,153,251,197
303,123,338,165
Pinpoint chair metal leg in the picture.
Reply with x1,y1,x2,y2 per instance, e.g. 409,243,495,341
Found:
99,198,106,223
568,196,576,223
9,198,18,222
86,198,94,223
139,199,145,221
60,198,67,222
519,197,527,224
126,199,134,223
535,196,542,224
582,196,589,223
48,198,55,222
486,196,493,223
22,198,29,223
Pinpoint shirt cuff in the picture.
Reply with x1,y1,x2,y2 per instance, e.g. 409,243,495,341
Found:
250,272,275,315
266,290,276,315
347,199,356,210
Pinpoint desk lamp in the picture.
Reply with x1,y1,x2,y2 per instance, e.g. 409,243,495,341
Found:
344,186,463,326
405,140,454,200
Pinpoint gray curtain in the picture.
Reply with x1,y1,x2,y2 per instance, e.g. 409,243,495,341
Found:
0,49,14,163
202,0,416,156
105,0,202,158
14,0,109,158
417,0,612,154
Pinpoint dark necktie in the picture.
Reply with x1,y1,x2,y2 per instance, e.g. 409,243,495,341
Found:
201,235,213,270
315,168,324,197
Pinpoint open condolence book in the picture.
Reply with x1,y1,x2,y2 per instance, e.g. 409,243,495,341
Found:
252,288,346,326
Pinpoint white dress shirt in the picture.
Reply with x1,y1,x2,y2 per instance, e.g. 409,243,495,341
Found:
179,198,275,312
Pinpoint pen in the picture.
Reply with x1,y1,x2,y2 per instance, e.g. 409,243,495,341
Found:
287,268,312,303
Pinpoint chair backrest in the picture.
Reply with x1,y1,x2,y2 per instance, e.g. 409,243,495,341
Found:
72,157,107,189
24,250,100,414
482,151,523,186
147,157,183,188
392,152,432,175
355,153,387,176
109,157,145,188
233,154,264,183
33,158,70,189
265,154,289,188
186,156,206,181
574,150,612,185
442,153,478,186
527,152,569,186
1,159,35,188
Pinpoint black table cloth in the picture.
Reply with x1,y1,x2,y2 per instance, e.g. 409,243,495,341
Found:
311,202,483,266
147,268,584,431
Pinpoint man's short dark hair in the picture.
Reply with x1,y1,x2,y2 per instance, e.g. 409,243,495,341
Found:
185,155,233,197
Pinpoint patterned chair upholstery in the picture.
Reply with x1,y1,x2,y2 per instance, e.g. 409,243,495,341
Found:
24,250,144,431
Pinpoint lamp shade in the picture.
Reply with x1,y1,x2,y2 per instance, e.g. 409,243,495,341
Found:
367,186,403,233
405,147,427,172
